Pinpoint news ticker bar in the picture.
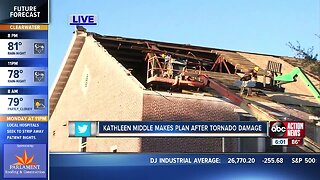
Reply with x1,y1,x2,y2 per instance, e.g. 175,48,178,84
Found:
68,121,305,139
50,154,320,180
51,153,319,166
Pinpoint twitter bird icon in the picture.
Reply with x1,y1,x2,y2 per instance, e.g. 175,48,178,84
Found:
75,122,91,137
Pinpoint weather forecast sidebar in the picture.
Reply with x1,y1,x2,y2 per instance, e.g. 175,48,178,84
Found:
0,1,49,179
0,25,48,179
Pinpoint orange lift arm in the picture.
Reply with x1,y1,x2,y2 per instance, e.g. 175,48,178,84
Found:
200,75,279,121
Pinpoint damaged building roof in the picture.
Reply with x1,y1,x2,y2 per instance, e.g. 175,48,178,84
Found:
49,26,320,152
50,26,320,115
89,31,319,103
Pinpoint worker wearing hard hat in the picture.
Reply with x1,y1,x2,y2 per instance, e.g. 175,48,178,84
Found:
239,66,260,96
161,54,171,68
240,66,259,81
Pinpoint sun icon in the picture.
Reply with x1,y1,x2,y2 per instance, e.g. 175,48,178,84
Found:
14,149,37,165
34,99,45,109
35,101,41,108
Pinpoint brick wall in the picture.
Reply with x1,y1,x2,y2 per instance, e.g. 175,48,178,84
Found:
141,91,240,152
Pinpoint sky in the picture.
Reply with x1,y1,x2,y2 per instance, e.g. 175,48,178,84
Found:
49,0,320,89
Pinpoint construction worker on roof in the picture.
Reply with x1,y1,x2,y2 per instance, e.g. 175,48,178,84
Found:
167,57,174,78
161,53,171,67
165,54,171,66
239,66,260,96
162,54,173,78
241,66,259,81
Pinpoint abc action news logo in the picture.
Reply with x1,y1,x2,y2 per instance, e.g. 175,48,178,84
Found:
269,121,305,138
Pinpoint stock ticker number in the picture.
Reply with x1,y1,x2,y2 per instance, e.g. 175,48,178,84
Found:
227,158,256,164
263,158,284,164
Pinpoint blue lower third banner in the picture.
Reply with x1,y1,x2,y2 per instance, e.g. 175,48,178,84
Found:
50,153,320,180
69,121,268,137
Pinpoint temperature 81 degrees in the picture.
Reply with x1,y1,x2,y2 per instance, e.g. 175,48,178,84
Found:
8,42,22,51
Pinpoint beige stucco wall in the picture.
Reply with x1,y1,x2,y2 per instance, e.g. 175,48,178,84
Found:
49,35,144,152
